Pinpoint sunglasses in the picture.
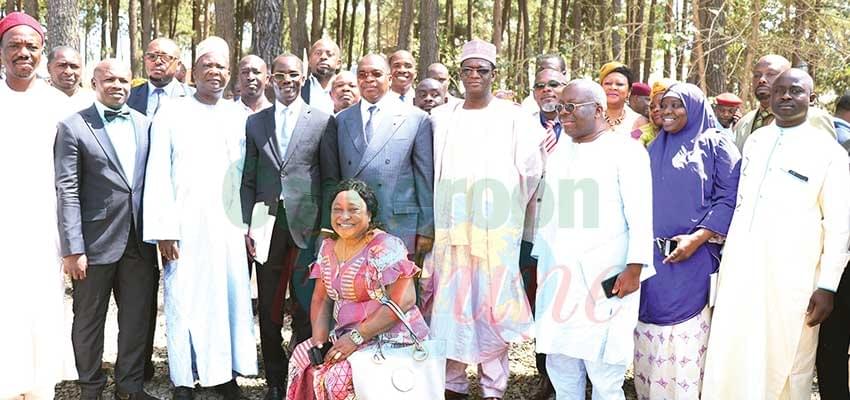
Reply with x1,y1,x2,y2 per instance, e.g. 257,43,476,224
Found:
272,72,301,82
533,80,565,90
460,67,493,77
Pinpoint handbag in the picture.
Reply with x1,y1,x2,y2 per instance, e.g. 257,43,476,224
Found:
348,294,447,399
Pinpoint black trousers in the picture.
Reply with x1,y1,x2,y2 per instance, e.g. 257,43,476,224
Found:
520,240,549,378
258,204,314,388
71,227,156,395
142,264,159,372
816,265,850,400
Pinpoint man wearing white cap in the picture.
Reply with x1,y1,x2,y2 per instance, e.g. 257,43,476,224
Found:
429,39,546,400
143,36,257,400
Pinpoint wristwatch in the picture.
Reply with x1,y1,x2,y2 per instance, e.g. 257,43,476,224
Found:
349,329,365,345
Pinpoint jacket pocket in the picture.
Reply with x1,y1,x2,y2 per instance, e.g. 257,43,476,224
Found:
81,207,107,222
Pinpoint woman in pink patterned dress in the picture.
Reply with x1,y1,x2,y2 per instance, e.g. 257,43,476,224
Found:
286,180,428,400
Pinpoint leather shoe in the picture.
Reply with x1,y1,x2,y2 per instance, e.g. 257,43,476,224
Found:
263,386,284,400
445,389,469,400
214,380,244,400
143,361,155,382
533,375,555,400
172,386,194,400
113,390,160,400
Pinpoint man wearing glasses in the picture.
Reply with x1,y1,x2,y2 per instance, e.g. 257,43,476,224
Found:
240,53,339,400
430,39,545,400
128,37,194,116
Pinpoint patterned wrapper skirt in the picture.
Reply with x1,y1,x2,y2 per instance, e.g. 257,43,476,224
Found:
633,306,712,400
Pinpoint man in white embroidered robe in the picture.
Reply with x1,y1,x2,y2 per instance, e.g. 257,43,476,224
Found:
702,69,850,400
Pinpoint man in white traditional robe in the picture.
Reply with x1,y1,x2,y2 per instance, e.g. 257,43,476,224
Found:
143,37,257,400
702,69,850,400
0,12,77,400
430,39,545,400
532,79,653,400
47,46,95,112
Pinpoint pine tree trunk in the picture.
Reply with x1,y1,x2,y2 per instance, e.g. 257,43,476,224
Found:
129,0,140,76
310,0,321,43
100,0,108,58
739,0,760,104
397,0,414,49
141,0,152,51
557,0,569,51
703,0,727,94
677,0,688,81
466,0,472,40
235,0,244,60
345,0,358,66
570,0,582,72
109,0,119,56
192,0,201,62
47,0,79,48
611,0,621,61
252,0,282,64
548,0,558,50
690,0,706,90
23,0,36,19
536,0,546,53
630,0,644,78
361,0,370,54
417,0,438,77
642,0,656,82
338,0,347,50
215,0,235,67
5,0,15,15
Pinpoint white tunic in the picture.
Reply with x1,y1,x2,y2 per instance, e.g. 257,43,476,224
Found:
143,96,257,387
702,121,850,399
429,99,545,364
532,131,654,366
0,80,78,398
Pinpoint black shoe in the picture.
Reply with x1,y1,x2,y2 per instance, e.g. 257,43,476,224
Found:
263,386,284,400
114,390,160,400
143,360,155,382
533,375,555,400
214,380,244,400
172,386,194,400
445,389,469,400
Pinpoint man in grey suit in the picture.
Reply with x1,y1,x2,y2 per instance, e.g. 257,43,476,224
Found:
55,59,158,400
240,53,339,400
127,37,193,116
336,54,434,257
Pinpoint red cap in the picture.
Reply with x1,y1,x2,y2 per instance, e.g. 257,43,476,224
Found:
631,82,651,96
0,12,44,42
715,92,743,107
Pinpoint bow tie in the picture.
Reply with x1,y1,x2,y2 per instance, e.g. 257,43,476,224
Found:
104,109,130,122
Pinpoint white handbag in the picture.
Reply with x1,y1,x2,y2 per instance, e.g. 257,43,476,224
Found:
348,295,447,399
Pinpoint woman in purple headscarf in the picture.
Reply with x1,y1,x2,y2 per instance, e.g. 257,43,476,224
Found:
634,83,741,399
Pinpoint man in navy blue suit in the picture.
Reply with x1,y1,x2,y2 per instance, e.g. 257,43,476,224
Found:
126,37,193,116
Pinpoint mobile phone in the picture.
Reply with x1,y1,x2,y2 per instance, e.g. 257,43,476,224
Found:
601,274,618,298
663,239,678,257
308,342,331,366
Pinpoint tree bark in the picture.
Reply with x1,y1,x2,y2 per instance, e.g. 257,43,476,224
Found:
129,0,140,76
445,0,454,54
310,0,321,43
536,0,547,53
492,0,503,52
548,0,558,51
361,0,370,54
417,0,438,77
676,0,688,81
215,0,236,67
557,0,569,51
47,0,79,48
611,0,621,61
5,0,15,15
397,0,414,49
629,0,645,78
287,0,309,57
338,0,348,50
345,0,358,67
466,0,472,40
663,0,673,78
570,0,582,72
141,0,152,51
642,0,656,82
253,0,282,64
23,0,36,20
739,0,760,103
690,0,707,90
192,0,201,62
235,0,245,60
109,0,119,57
702,0,727,95
99,0,108,58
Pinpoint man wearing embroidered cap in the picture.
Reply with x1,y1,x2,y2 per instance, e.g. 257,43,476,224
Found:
430,39,545,400
143,36,257,400
0,11,78,400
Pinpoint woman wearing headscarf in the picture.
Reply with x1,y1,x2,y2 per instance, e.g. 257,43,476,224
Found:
634,83,741,399
599,62,649,137
631,78,675,147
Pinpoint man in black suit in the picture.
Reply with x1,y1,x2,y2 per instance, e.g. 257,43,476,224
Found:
300,38,340,115
54,59,158,400
126,37,193,116
241,53,340,400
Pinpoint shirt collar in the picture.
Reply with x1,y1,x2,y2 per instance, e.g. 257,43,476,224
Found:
309,74,333,94
148,79,177,96
361,93,395,113
94,100,130,123
276,96,304,116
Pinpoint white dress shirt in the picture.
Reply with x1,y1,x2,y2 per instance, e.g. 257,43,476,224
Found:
95,100,137,184
307,74,334,115
146,79,179,115
359,94,396,143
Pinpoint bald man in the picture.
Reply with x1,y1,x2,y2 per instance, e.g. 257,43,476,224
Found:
48,46,95,111
732,54,791,150
0,11,78,399
127,37,194,116
329,70,359,114
236,55,272,115
413,78,446,113
302,38,342,114
426,62,462,105
703,68,850,400
389,49,416,104
56,59,159,400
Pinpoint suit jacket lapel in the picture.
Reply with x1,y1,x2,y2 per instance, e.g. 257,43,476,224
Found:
131,112,148,189
82,106,130,187
263,105,284,166
355,108,405,175
128,84,148,115
282,105,312,168
345,103,366,154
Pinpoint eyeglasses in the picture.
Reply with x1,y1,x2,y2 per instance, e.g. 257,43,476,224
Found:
144,52,177,64
357,70,386,80
544,101,597,114
272,72,301,82
533,80,565,90
460,67,493,78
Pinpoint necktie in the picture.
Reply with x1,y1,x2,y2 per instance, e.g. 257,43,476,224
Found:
751,109,772,133
364,105,377,144
104,109,130,122
399,94,405,102
278,106,289,158
151,87,165,115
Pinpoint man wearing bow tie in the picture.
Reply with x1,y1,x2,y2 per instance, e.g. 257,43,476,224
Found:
55,59,159,400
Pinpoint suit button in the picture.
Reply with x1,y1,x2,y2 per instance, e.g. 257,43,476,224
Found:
385,159,390,164
348,161,352,165
378,183,383,188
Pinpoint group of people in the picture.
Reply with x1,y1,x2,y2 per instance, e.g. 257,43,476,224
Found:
1,8,849,400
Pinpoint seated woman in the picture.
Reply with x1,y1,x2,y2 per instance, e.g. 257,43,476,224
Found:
634,83,741,399
286,179,428,400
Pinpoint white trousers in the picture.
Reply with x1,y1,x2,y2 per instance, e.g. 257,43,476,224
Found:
546,354,626,400
445,351,510,398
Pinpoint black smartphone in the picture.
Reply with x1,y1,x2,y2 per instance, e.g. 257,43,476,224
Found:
601,274,618,298
308,342,331,366
663,239,678,257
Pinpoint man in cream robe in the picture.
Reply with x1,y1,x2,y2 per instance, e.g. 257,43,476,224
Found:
430,39,545,399
143,37,256,397
0,12,77,400
702,69,850,400
533,79,653,400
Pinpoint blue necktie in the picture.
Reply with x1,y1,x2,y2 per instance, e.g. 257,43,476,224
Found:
151,87,165,115
364,105,377,144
